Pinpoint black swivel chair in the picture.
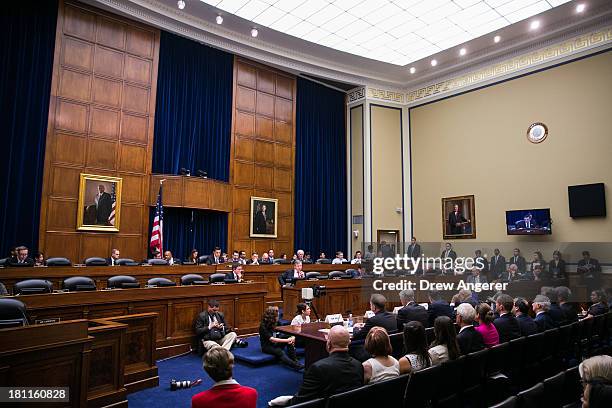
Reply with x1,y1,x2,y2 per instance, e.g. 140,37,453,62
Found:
107,275,139,289
14,279,53,295
315,258,331,264
305,272,321,279
62,276,96,292
180,274,207,285
0,258,9,266
210,273,226,284
0,298,28,328
147,277,176,287
46,257,71,266
85,257,108,266
197,255,209,265
147,259,168,265
115,258,137,266
405,364,443,407
326,384,375,408
328,271,348,279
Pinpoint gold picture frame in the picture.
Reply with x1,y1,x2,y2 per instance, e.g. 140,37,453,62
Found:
442,195,476,239
250,196,278,238
76,173,122,232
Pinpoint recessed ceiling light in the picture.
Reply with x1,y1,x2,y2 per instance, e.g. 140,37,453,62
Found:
431,59,437,67
216,15,223,25
494,35,501,43
576,4,586,13
530,20,540,30
177,0,185,10
251,28,258,38
459,48,467,56
409,67,416,74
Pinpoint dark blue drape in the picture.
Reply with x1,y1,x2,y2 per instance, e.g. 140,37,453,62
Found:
148,207,227,260
295,78,347,258
152,31,233,181
0,1,57,256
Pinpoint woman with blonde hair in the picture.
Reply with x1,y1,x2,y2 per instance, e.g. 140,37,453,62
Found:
579,355,612,407
362,326,400,384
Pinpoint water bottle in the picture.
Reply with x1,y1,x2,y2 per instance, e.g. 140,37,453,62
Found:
347,313,353,329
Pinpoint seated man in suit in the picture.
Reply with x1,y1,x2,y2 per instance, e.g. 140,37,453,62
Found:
455,303,484,355
513,297,538,336
278,260,305,286
7,246,34,266
493,294,521,343
288,325,363,405
556,286,578,323
541,286,565,326
260,252,272,264
195,300,238,354
577,251,602,293
489,248,506,282
352,294,397,362
331,251,347,265
248,252,259,265
499,264,521,283
192,347,257,408
396,289,428,329
225,264,244,283
427,290,454,327
163,250,181,266
107,248,121,266
206,247,224,265
466,267,488,285
533,295,555,332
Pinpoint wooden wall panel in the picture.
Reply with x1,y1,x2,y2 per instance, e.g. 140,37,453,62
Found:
229,58,296,256
39,0,160,262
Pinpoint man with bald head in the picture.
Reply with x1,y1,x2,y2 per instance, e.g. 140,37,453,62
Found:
289,325,363,405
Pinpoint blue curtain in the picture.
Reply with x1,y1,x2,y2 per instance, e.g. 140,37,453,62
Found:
152,31,233,181
295,78,347,258
148,207,227,260
0,1,57,256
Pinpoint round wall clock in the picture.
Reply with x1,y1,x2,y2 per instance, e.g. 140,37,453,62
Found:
527,122,548,144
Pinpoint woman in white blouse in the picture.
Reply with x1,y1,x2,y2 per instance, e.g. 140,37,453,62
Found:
428,316,460,365
290,303,311,326
363,327,400,384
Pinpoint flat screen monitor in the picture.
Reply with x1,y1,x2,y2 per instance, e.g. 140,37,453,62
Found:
568,183,606,217
506,209,551,235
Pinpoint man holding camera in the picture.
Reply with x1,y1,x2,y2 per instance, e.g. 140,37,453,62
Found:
196,299,244,353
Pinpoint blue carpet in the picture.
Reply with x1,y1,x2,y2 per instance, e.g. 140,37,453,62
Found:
128,352,304,408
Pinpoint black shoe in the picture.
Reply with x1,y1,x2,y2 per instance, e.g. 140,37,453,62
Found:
234,339,248,348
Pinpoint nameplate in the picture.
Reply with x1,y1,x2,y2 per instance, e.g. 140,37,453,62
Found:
35,318,61,324
324,314,343,324
53,289,69,294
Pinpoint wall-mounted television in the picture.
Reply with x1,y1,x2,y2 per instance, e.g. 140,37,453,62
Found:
506,209,551,235
568,183,606,218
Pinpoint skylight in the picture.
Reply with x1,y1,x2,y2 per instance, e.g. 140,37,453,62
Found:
201,0,572,65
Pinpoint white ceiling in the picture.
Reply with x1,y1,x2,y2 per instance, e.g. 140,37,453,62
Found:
201,0,573,65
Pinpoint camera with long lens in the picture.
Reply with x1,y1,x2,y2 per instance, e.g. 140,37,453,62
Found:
170,378,202,391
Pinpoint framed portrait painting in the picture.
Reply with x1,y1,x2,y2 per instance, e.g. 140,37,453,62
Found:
76,174,122,232
442,195,476,239
250,197,278,238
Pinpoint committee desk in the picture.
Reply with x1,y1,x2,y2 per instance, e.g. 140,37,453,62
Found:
0,263,353,302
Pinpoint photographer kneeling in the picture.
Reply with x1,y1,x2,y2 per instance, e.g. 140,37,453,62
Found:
195,299,246,354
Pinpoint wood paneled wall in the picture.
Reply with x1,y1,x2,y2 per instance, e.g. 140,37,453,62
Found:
39,0,160,261
229,58,296,256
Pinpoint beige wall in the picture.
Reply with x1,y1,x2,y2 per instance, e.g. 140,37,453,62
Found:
350,105,364,255
371,104,404,242
410,51,612,244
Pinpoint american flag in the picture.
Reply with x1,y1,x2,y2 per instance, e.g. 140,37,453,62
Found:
108,183,116,225
150,185,163,254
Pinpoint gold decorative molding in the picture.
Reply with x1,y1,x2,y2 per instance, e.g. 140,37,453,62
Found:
407,26,612,104
367,87,404,103
347,87,366,103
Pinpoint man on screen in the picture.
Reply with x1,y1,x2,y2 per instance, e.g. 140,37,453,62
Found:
448,204,470,234
515,213,539,230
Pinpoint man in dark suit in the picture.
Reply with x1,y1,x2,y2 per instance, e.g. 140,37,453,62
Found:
163,250,181,266
106,248,121,266
278,260,305,286
474,250,489,274
448,203,470,235
427,290,454,327
513,297,539,336
489,248,506,281
7,246,35,266
440,243,457,275
557,286,578,323
541,286,565,326
577,251,602,293
397,289,428,328
406,237,421,259
509,248,527,274
466,267,488,284
253,204,268,234
493,294,521,343
225,264,244,282
455,303,485,355
206,247,224,265
95,184,113,225
351,294,397,361
289,325,363,405
195,299,237,354
515,213,538,230
533,295,555,332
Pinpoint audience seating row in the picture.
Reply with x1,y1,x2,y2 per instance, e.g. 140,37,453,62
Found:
0,255,299,266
